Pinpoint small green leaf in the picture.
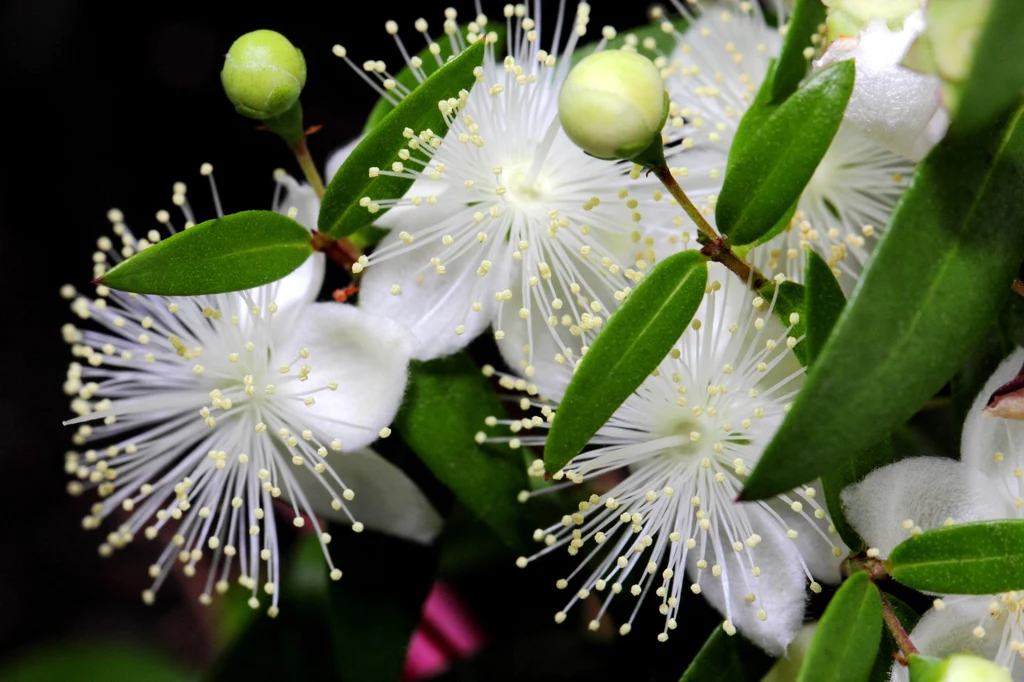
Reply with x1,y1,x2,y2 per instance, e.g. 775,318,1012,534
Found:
99,210,312,295
741,103,1024,501
679,624,775,682
771,0,828,102
717,60,855,246
0,644,192,682
544,251,708,473
796,572,883,682
396,352,532,550
766,279,809,366
319,39,484,239
804,249,846,365
888,520,1024,594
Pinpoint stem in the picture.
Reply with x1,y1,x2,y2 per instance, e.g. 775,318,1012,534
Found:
651,165,719,241
650,163,771,291
291,138,326,199
879,591,918,658
311,231,360,271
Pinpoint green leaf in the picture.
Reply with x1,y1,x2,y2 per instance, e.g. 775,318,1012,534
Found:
804,249,846,365
396,352,532,551
771,0,828,102
99,210,312,295
717,60,855,246
362,27,507,133
326,532,438,682
796,572,883,682
679,624,775,682
544,251,708,473
318,39,485,239
888,520,1024,594
952,303,1016,424
870,594,920,682
755,200,799,247
947,0,1024,134
767,279,809,366
0,644,192,682
741,103,1024,501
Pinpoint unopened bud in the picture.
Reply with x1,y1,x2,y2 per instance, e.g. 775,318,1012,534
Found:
908,653,1011,682
558,50,668,160
222,30,307,120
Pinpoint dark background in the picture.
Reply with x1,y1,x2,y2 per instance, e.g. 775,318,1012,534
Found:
0,1,759,680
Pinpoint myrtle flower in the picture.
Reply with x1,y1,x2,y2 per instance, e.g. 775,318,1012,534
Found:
842,349,1024,679
60,167,439,615
331,3,720,365
658,1,913,283
510,264,845,654
817,8,948,163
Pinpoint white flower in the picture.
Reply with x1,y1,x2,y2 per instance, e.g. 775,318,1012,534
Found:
816,9,949,162
660,2,913,284
60,167,440,615
511,264,845,654
330,3,720,365
842,349,1024,680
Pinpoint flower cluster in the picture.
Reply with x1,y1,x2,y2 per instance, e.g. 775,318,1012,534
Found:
52,0,1017,678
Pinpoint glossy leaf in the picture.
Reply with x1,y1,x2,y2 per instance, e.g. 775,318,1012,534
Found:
796,572,882,682
679,624,775,682
741,104,1024,501
99,210,311,295
951,0,1024,134
888,520,1024,594
396,353,532,551
544,251,708,473
319,39,484,239
0,644,191,682
771,0,828,102
804,250,846,365
717,60,854,246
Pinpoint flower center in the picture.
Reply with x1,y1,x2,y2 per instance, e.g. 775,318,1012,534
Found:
505,164,552,204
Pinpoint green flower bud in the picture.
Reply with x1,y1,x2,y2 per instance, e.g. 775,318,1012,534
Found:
221,29,307,120
908,653,1011,682
558,50,668,160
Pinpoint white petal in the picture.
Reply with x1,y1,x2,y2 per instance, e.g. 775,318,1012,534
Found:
962,348,1024,484
358,228,499,361
270,175,325,310
841,457,1014,557
764,485,847,585
274,302,414,452
818,12,947,161
688,504,807,656
325,136,364,183
891,596,1024,682
289,448,443,545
